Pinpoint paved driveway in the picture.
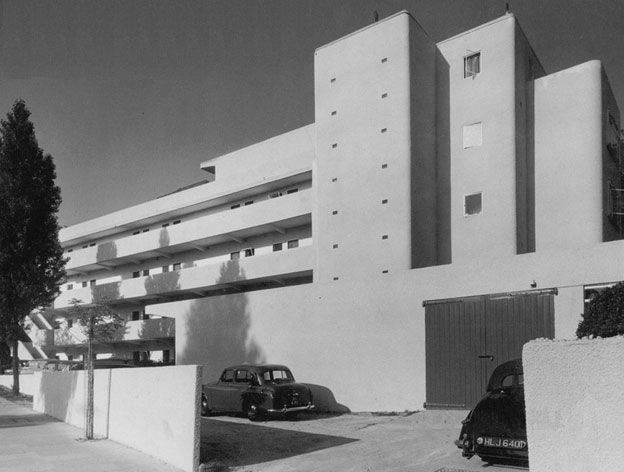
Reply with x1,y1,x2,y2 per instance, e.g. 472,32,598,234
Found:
200,411,528,472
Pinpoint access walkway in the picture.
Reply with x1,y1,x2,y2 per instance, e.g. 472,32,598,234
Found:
0,396,182,472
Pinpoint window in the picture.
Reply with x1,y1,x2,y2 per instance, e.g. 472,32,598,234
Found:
82,245,88,249
332,244,338,249
381,164,388,169
162,223,169,228
235,369,253,383
172,262,181,271
143,313,150,320
244,201,253,206
89,279,96,287
381,128,387,133
220,369,235,383
381,92,388,99
132,271,140,278
382,270,389,274
67,319,73,328
142,229,149,233
464,52,481,78
286,188,298,194
462,122,483,149
464,192,483,216
331,110,337,116
132,231,140,235
231,204,240,209
67,283,73,290
332,143,338,149
382,235,388,240
162,265,169,273
331,177,338,182
82,281,87,288
230,252,240,260
269,191,282,199
244,248,255,257
287,239,299,249
142,269,149,277
382,199,388,204
332,210,338,215
333,277,339,281
89,243,96,247
330,77,336,83
381,57,388,63
132,311,140,321
67,249,73,253
173,220,181,225
273,243,283,252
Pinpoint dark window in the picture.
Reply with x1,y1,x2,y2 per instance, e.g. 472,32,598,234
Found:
132,231,140,235
235,370,253,383
331,110,337,116
89,279,96,287
464,52,481,78
273,243,283,252
382,199,388,204
67,249,73,253
244,248,255,257
221,370,235,382
287,239,299,249
173,220,181,225
230,252,240,260
162,223,169,228
132,311,140,321
331,177,338,182
82,281,87,288
82,245,88,249
67,284,73,290
381,164,388,169
231,203,240,209
382,235,388,240
330,77,336,83
332,244,338,249
143,269,149,276
381,57,388,63
381,93,388,99
173,262,181,271
162,265,169,273
332,143,338,149
244,201,253,206
286,188,298,194
67,319,73,328
464,192,483,216
333,277,339,281
142,229,149,233
381,128,387,133
89,243,96,247
132,271,140,278
382,270,389,274
143,313,150,320
332,210,338,215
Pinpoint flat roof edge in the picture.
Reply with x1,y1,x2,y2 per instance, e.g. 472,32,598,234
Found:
436,13,514,46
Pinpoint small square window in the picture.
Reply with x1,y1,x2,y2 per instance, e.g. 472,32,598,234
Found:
381,128,387,133
381,93,388,99
333,277,339,281
89,243,96,247
273,243,283,252
132,271,140,278
332,143,338,149
132,231,140,235
67,249,73,253
82,245,88,249
330,77,336,83
244,248,255,257
82,281,87,288
382,270,389,274
382,235,388,240
463,122,483,149
464,52,481,78
230,252,240,260
381,164,388,169
331,110,337,116
142,269,149,277
331,177,338,182
132,311,140,321
332,244,338,249
173,262,182,270
287,239,299,249
67,283,73,290
381,57,388,63
90,279,96,287
162,265,169,273
464,192,483,216
332,210,338,215
382,199,388,204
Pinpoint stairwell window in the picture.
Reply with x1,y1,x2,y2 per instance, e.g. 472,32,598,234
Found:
462,122,483,149
464,52,481,78
464,192,483,216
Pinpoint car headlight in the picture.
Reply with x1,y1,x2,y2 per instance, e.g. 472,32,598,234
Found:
476,437,484,445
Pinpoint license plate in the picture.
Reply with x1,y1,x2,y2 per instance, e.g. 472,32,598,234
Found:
481,437,527,449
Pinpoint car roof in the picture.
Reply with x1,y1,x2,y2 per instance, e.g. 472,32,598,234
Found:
222,364,290,372
487,358,523,391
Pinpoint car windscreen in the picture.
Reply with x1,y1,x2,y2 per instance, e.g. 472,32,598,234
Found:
261,369,294,384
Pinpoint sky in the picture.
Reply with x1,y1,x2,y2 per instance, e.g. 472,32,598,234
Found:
0,0,623,227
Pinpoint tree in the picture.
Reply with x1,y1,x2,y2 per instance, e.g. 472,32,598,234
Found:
69,298,125,439
0,100,66,395
577,282,624,338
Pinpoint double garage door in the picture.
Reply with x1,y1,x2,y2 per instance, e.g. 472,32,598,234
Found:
424,290,555,410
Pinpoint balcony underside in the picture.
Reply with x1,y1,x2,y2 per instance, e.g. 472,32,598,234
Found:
50,338,175,356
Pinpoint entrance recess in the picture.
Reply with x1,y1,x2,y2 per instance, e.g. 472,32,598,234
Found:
424,289,556,409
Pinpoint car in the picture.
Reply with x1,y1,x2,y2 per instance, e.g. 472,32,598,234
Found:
455,358,528,467
201,364,315,421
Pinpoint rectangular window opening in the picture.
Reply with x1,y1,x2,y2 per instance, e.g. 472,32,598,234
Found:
82,281,87,288
287,239,299,249
464,192,483,216
273,243,283,252
162,265,169,273
331,177,338,182
244,248,255,257
142,269,149,277
464,52,481,78
332,143,338,149
173,220,181,225
331,110,337,116
381,93,388,99
382,199,388,204
67,284,73,290
132,271,140,278
244,201,253,206
381,57,388,63
231,204,240,209
381,128,387,133
286,188,298,194
332,244,338,249
381,164,388,169
173,262,182,270
382,235,388,240
230,252,240,260
332,210,338,215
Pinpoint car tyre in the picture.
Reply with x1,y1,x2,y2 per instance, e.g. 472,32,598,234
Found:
245,403,264,422
200,393,211,417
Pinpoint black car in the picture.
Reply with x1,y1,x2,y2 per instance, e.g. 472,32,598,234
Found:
455,359,528,466
201,364,315,421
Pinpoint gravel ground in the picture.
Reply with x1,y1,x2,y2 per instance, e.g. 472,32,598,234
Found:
200,411,529,472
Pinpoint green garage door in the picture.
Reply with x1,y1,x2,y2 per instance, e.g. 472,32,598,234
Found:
424,289,556,410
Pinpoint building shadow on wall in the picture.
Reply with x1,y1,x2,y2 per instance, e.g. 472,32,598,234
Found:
200,418,357,467
177,259,265,383
35,372,79,425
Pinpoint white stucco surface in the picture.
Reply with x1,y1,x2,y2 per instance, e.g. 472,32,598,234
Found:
33,366,201,472
523,337,624,471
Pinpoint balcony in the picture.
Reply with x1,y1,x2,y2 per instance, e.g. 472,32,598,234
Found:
38,318,175,348
64,190,312,275
55,245,313,310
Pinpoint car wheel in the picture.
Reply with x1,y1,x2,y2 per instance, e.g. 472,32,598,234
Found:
200,394,210,417
245,403,264,422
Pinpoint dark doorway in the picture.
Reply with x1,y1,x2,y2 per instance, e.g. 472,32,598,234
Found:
424,289,556,410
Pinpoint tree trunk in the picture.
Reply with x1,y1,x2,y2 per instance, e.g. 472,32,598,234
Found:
11,338,19,395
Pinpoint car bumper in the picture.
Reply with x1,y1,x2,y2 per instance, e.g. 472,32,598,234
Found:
267,403,315,414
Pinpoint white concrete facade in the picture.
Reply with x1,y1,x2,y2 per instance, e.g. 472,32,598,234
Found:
26,11,624,411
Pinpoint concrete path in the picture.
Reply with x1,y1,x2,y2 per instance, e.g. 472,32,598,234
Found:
0,396,183,472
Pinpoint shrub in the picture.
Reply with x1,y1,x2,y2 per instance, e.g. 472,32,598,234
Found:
577,282,624,338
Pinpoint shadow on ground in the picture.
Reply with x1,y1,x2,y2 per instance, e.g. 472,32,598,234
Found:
0,413,58,429
200,417,358,467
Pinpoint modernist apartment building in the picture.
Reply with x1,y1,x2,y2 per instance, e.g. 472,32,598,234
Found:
23,11,624,411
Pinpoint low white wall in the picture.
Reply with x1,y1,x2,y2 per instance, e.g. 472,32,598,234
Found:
0,373,38,396
523,337,624,471
33,366,201,472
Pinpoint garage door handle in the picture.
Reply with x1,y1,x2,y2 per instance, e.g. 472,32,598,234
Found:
479,355,494,361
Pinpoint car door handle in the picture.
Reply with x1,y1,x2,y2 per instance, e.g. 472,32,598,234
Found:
479,355,494,361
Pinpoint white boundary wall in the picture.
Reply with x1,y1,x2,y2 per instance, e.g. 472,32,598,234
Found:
523,337,624,471
33,365,201,472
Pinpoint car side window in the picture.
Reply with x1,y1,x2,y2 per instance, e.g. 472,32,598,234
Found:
501,374,523,387
235,369,252,383
220,369,235,383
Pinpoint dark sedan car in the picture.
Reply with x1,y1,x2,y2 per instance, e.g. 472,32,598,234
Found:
201,364,315,421
455,359,528,466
